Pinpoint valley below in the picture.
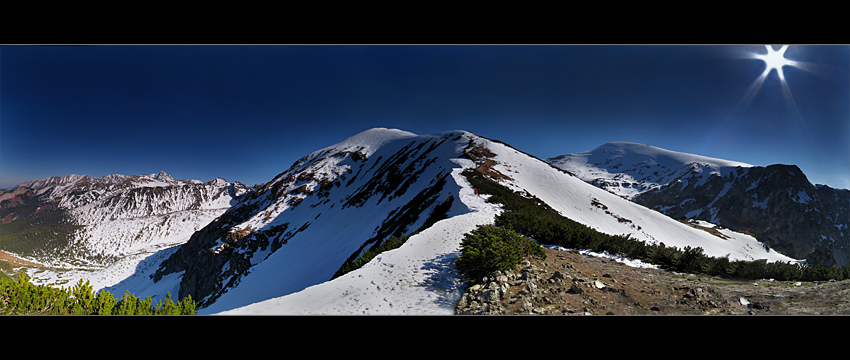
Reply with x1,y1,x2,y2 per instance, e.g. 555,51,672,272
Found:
457,246,850,316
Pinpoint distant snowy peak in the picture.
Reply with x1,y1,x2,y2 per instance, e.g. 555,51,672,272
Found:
550,142,753,174
302,128,419,164
8,170,248,220
16,174,124,192
148,170,177,184
15,171,218,197
548,142,753,199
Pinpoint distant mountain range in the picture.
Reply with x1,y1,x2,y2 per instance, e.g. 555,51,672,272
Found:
1,129,844,314
548,142,849,267
1,171,249,269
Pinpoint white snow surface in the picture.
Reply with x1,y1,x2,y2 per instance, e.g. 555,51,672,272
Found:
487,139,794,263
312,127,418,158
548,142,753,199
23,173,243,290
216,161,500,315
200,130,484,314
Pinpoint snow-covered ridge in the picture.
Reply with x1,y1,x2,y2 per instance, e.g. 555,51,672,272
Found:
548,142,753,199
202,129,798,315
20,129,803,315
14,171,212,202
154,129,481,313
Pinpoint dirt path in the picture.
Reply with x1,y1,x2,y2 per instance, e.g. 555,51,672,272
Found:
457,246,850,315
0,250,43,268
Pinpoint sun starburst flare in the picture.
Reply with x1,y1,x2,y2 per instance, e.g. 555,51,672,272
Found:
702,45,815,158
731,45,817,159
752,45,799,82
732,45,811,122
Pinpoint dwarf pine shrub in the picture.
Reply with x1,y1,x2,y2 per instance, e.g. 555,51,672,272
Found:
0,273,195,315
455,225,545,284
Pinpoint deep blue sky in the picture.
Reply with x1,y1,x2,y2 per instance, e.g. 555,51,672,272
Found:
1,45,848,189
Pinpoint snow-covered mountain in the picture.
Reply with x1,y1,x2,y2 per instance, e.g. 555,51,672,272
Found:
548,142,850,267
547,142,754,199
139,129,797,315
1,171,249,275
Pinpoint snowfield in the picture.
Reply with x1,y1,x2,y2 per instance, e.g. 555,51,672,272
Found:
484,138,797,264
23,174,244,289
548,142,753,199
215,160,500,315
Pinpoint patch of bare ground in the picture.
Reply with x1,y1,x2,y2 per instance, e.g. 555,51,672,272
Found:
456,246,850,315
0,250,42,268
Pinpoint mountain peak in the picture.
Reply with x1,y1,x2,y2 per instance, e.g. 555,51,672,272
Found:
587,142,752,168
149,170,176,182
554,142,753,170
332,127,417,151
548,142,754,199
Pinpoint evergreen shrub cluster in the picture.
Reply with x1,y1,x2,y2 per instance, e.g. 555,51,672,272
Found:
1,273,195,315
461,169,850,282
333,234,408,279
454,225,545,284
0,262,12,280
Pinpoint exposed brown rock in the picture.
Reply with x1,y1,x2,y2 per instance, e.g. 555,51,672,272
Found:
457,246,850,315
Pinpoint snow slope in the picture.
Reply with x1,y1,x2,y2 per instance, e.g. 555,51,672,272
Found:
184,129,483,313
21,173,246,290
216,160,500,315
213,130,798,315
548,142,753,199
487,138,793,263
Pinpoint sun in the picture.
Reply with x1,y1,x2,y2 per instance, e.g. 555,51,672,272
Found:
751,45,799,83
735,45,805,115
706,44,827,160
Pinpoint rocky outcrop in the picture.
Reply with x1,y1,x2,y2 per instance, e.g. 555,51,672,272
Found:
455,247,752,315
151,198,303,308
455,246,850,315
635,164,849,267
0,186,36,210
0,186,41,223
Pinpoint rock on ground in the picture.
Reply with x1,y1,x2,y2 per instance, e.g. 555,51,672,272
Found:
455,247,850,315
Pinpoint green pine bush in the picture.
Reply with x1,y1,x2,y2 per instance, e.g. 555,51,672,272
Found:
455,225,545,284
0,273,196,315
